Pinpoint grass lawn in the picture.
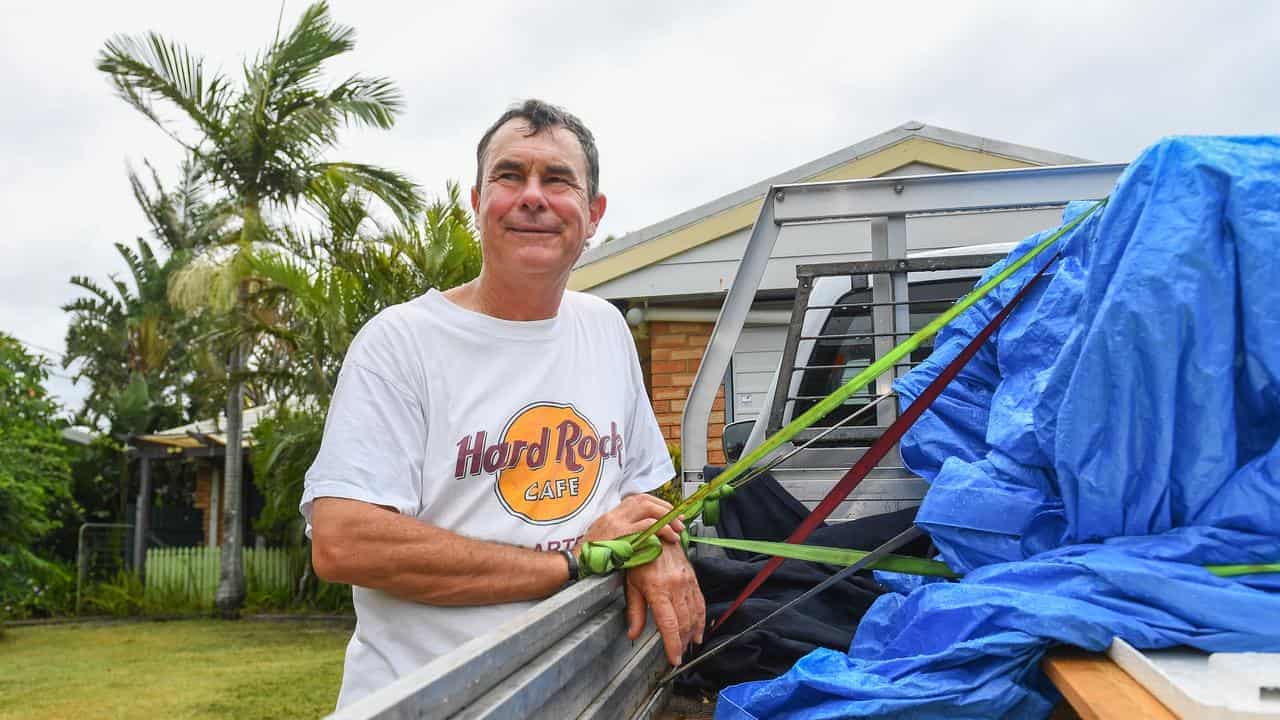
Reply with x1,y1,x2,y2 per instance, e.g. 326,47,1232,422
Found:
0,618,352,719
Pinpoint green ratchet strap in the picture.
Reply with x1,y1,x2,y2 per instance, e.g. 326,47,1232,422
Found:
1205,563,1280,578
691,535,959,578
628,200,1110,553
688,535,1280,580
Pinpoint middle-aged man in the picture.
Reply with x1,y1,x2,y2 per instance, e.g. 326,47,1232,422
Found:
302,99,705,708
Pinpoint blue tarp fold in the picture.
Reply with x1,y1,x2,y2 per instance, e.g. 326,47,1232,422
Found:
716,136,1280,719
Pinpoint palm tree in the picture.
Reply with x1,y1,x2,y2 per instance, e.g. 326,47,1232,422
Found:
245,182,479,603
64,234,219,432
97,1,421,615
250,181,480,404
65,160,233,423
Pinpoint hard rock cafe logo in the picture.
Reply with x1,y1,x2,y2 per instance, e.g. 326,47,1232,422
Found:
452,402,623,525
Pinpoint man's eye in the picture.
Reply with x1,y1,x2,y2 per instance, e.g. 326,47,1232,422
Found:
498,172,521,181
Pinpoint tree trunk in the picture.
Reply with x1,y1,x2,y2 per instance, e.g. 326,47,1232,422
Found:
294,550,314,607
132,456,152,583
215,342,247,617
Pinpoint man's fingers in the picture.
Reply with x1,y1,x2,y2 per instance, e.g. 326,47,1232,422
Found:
649,595,685,666
629,494,680,524
638,494,673,512
613,520,686,545
624,494,672,517
656,524,682,544
624,580,646,641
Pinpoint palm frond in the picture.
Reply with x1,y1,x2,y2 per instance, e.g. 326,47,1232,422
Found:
128,161,178,247
271,97,343,154
114,241,147,287
168,246,249,315
313,161,422,222
267,2,354,93
302,169,375,245
109,275,136,307
97,32,228,140
61,297,111,318
325,75,401,129
66,275,123,308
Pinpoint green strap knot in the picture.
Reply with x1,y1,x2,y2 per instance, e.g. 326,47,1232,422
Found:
578,533,664,577
687,483,737,527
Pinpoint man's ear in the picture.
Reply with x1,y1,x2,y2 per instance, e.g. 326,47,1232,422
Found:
585,193,607,239
470,185,481,214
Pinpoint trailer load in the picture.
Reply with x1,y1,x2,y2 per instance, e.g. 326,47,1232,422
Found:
715,135,1280,719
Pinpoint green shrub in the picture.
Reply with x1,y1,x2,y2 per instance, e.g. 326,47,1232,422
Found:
0,557,75,620
309,579,353,613
651,443,683,507
78,571,143,616
77,569,202,617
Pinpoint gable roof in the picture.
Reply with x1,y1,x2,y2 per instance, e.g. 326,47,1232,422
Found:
133,404,276,450
569,122,1090,292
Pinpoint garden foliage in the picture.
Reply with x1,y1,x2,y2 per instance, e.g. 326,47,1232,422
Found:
0,335,77,618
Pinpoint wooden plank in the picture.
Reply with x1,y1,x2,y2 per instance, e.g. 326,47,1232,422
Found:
1043,648,1177,720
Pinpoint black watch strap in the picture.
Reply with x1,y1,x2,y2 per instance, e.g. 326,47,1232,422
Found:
559,548,580,585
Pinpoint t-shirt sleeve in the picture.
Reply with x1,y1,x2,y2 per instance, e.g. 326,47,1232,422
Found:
300,326,426,533
616,317,677,496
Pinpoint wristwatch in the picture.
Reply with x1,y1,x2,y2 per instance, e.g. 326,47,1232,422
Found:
559,549,580,587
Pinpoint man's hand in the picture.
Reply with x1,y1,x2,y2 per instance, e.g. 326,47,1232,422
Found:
584,493,685,545
624,541,705,666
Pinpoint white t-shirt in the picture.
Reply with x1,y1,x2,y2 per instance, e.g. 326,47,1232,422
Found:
300,288,674,708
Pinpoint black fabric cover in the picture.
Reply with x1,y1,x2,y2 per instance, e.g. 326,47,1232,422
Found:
675,465,929,694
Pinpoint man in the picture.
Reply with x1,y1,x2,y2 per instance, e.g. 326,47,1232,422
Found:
302,99,705,708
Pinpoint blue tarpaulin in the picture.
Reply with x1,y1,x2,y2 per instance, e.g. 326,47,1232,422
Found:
716,136,1280,719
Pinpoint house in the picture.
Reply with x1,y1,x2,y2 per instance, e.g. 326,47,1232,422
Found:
125,406,272,573
569,122,1093,464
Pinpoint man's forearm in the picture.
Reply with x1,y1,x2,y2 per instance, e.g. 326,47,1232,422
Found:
311,497,568,606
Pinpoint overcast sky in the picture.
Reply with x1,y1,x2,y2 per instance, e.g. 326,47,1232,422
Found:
3,0,1278,414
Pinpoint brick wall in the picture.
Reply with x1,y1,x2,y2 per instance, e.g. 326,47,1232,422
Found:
193,463,223,546
646,321,727,466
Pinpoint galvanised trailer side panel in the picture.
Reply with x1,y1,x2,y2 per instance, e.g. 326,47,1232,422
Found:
327,576,669,720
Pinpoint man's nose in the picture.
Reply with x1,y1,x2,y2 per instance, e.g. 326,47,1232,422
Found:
517,176,549,212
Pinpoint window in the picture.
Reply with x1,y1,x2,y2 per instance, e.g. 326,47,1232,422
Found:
793,277,974,434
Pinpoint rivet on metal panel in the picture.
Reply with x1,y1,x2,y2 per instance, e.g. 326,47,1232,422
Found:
893,183,904,194
776,190,786,202
897,260,908,269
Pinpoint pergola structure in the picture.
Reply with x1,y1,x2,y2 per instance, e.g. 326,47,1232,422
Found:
124,405,271,579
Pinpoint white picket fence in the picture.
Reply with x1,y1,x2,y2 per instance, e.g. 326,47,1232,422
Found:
145,546,296,606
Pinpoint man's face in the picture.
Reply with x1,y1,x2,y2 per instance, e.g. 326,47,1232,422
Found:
471,120,606,282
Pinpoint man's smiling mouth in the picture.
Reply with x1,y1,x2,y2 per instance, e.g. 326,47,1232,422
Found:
507,225,560,235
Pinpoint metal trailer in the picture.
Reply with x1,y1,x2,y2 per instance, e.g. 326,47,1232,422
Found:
327,162,1125,720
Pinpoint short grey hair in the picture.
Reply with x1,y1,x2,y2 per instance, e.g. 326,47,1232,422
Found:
475,99,600,198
